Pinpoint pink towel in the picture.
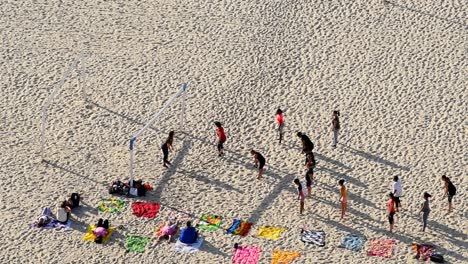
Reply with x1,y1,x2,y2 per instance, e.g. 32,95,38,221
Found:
232,245,262,264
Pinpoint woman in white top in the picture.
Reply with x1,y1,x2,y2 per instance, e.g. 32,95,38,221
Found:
56,200,72,223
392,176,403,212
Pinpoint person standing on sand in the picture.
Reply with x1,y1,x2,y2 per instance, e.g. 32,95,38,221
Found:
276,109,285,143
297,132,314,154
441,175,457,213
304,152,316,196
387,192,396,233
161,131,174,168
392,176,403,212
250,150,265,179
419,192,431,232
214,122,227,157
338,179,347,219
294,179,305,215
332,111,340,148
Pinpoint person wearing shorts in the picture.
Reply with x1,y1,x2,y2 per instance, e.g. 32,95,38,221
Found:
294,179,305,214
442,175,456,213
387,193,396,232
250,150,265,179
392,176,403,211
215,122,227,156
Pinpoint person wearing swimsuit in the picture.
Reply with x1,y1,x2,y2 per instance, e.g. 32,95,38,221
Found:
294,178,305,215
161,131,174,168
250,150,265,179
338,179,347,219
304,153,315,196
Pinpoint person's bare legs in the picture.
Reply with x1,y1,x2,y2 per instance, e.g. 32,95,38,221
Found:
300,200,304,214
257,168,263,179
341,202,346,219
307,187,311,196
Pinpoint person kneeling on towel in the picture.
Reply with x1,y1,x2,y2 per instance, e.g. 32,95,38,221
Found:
178,221,198,244
94,218,109,244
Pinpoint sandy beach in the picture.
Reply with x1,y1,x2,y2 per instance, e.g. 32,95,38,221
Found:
1,0,466,263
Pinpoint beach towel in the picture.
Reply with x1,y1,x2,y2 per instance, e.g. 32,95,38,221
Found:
155,223,179,238
196,214,222,231
255,226,286,241
97,198,125,213
126,236,150,253
132,202,160,218
227,219,253,236
174,238,204,254
271,250,301,264
367,239,396,258
82,225,115,243
339,234,366,251
232,245,262,264
300,230,325,247
30,219,71,230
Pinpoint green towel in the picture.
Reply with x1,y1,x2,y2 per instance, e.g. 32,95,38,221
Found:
126,236,149,253
97,199,125,213
197,214,222,231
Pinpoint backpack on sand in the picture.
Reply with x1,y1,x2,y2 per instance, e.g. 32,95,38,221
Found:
70,193,80,209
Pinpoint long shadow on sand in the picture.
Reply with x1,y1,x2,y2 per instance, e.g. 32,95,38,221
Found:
341,144,410,171
177,168,244,194
42,159,108,186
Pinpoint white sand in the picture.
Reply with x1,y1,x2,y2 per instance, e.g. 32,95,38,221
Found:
1,0,466,263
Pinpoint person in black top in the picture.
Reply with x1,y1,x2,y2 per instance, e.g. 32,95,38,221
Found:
250,150,265,179
161,131,174,168
442,175,457,213
297,132,314,154
332,111,340,148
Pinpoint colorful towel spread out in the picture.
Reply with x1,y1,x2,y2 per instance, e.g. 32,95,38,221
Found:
155,223,179,238
256,226,286,240
412,242,435,262
174,238,204,254
367,239,396,258
132,202,160,218
30,219,71,230
97,199,125,213
196,214,223,231
126,236,150,253
271,250,301,264
82,225,115,243
227,219,253,236
232,245,262,264
301,230,326,247
339,234,366,251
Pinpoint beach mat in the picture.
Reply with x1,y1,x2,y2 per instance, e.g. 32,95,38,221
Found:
126,236,150,253
339,234,366,251
227,219,253,236
174,238,204,254
301,229,325,247
30,219,71,230
232,245,262,264
271,250,301,264
367,239,396,258
82,225,115,243
255,226,286,241
132,202,160,218
196,214,222,231
97,198,125,214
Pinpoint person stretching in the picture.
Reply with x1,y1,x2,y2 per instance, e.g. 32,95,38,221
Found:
161,131,174,168
250,150,266,179
215,122,227,156
442,175,456,213
94,219,110,244
297,132,314,154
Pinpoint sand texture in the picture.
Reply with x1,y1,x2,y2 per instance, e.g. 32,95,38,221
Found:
1,0,466,263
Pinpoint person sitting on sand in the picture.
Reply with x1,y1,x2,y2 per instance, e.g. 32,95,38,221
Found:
56,200,72,223
94,218,110,244
179,221,198,244
157,220,179,242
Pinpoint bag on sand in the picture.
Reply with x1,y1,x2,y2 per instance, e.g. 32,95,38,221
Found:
430,253,445,263
70,193,80,208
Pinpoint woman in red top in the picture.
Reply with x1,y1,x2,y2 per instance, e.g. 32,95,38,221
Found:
215,122,226,156
387,192,396,232
276,109,285,143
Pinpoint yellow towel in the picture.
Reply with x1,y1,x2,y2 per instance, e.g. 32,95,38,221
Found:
256,226,286,240
82,225,115,243
271,250,301,264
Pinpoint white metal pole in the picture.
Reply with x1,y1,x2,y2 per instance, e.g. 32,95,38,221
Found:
129,137,136,182
180,83,188,131
40,106,47,161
